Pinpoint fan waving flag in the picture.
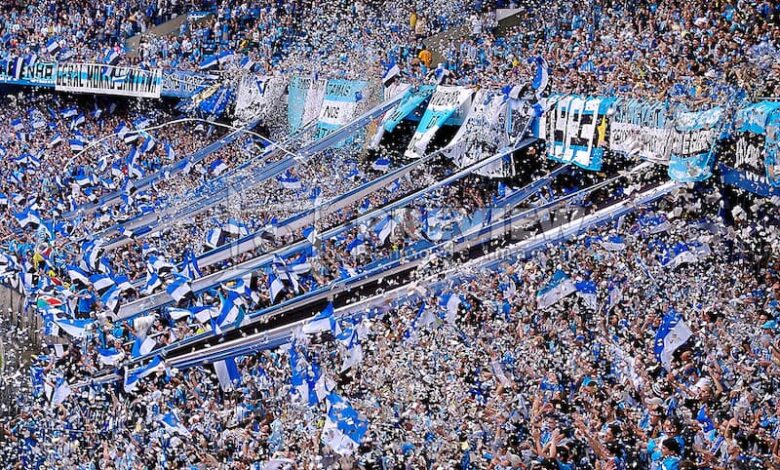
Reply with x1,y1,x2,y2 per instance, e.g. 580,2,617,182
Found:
166,274,193,303
654,309,693,369
303,302,336,335
322,393,369,456
536,270,576,309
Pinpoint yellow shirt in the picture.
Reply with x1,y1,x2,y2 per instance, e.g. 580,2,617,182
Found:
418,50,432,68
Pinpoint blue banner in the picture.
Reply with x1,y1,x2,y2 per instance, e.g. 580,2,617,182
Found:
668,107,723,183
719,101,780,195
382,85,435,133
541,95,615,171
315,79,368,146
287,76,326,134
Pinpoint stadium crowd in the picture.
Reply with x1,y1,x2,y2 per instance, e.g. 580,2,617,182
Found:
0,0,777,468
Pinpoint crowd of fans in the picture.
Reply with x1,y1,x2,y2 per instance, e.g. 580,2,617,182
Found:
0,0,777,468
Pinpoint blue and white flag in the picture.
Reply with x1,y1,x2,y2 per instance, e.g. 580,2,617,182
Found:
382,59,400,85
215,292,244,329
54,318,94,339
209,159,228,176
536,270,576,309
101,285,121,314
303,302,336,335
67,265,91,285
205,228,224,248
303,225,319,245
96,347,124,366
660,242,699,269
70,113,86,129
143,272,162,295
277,172,302,190
653,309,693,369
322,393,369,456
575,280,598,310
268,271,285,303
213,357,242,391
114,274,135,293
104,49,120,65
10,118,23,132
69,138,85,152
14,208,42,229
48,133,63,148
223,219,248,236
529,56,550,98
123,356,165,392
181,250,202,279
166,274,193,303
131,335,156,358
45,38,61,54
89,273,115,295
373,215,397,245
139,136,156,154
199,55,218,70
439,292,461,323
600,235,626,252
160,412,191,437
371,157,390,172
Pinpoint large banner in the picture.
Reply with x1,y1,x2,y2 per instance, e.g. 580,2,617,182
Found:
369,84,434,148
0,60,57,87
667,107,723,183
288,76,327,133
443,90,511,177
719,101,780,195
55,63,163,98
609,99,678,161
234,75,286,126
315,79,369,145
539,95,615,171
161,70,218,99
405,86,473,159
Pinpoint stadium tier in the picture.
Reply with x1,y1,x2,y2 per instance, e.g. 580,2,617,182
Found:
0,1,778,469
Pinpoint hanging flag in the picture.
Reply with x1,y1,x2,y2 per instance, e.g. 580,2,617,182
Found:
205,228,224,248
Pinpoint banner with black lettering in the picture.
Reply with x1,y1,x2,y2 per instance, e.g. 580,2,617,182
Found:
538,95,614,171
609,99,680,161
287,76,326,134
0,60,56,87
719,101,780,196
369,84,434,149
234,75,286,126
667,107,723,183
315,79,369,146
161,70,218,99
443,90,511,177
405,86,473,159
55,63,162,98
